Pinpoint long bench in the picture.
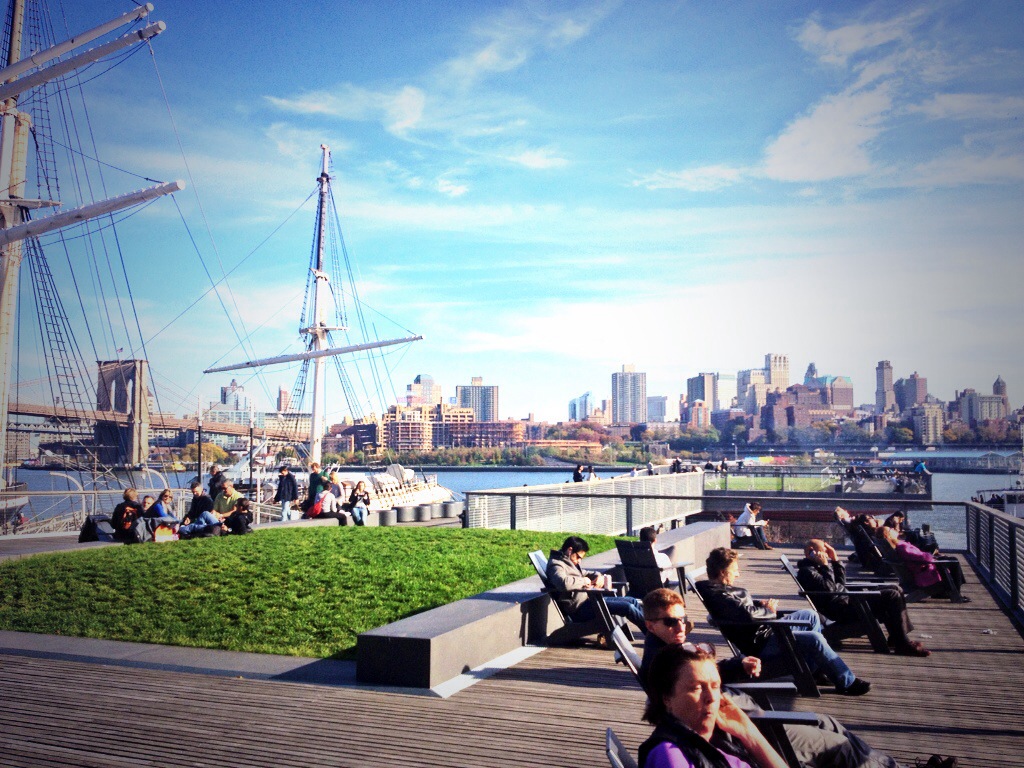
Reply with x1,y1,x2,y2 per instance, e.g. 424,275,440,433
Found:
355,520,730,690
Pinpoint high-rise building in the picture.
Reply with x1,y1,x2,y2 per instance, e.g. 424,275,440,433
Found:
647,396,669,422
894,372,928,413
406,374,443,407
875,361,895,414
219,378,247,411
687,373,719,413
611,364,647,424
569,392,592,421
765,353,789,389
994,375,1009,412
737,368,767,415
456,376,499,421
687,400,710,429
277,386,291,412
958,389,1007,427
912,404,944,445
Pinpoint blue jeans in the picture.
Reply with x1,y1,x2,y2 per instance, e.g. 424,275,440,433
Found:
760,608,855,689
752,527,770,549
572,594,647,635
179,511,221,538
280,500,293,521
351,502,367,525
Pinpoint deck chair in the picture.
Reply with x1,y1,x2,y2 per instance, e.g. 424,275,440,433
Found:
877,541,968,603
839,519,897,577
684,573,821,697
615,539,688,599
528,550,625,645
606,728,639,768
779,555,889,654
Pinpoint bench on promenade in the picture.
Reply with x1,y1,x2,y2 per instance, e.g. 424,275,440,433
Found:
356,520,730,690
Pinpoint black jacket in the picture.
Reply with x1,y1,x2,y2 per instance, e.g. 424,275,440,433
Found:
796,557,854,621
638,716,740,768
695,579,775,655
274,472,298,503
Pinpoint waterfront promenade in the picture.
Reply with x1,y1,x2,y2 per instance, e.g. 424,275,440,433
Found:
1,545,1022,767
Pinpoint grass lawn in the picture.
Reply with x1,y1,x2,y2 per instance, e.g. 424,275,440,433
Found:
0,527,618,659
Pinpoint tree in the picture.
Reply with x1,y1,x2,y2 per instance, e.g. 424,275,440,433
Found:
180,443,228,464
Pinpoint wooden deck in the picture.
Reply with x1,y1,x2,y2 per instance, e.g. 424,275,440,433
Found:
1,546,1022,767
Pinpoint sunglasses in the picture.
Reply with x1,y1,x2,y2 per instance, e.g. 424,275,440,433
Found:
682,641,716,658
652,616,687,628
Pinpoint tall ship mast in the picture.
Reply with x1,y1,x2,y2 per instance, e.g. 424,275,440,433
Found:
0,2,181,488
204,144,420,466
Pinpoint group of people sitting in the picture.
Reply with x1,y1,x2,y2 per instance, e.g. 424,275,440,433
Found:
544,533,957,767
109,476,253,544
285,462,373,526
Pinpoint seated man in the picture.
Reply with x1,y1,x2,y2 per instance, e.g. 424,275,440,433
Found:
733,502,772,550
797,539,930,656
178,480,223,539
213,479,250,535
639,525,675,584
638,588,936,768
696,547,870,695
545,535,646,635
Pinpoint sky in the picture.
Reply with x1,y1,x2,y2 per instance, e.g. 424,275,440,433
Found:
14,0,1024,425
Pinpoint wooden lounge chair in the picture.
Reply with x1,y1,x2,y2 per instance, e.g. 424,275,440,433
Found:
684,573,821,697
614,539,688,599
877,541,968,603
779,554,889,654
527,550,624,645
606,728,639,768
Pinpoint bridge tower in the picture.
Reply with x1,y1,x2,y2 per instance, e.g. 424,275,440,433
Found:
94,360,150,466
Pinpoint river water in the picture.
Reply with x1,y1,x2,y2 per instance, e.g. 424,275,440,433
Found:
13,466,1015,549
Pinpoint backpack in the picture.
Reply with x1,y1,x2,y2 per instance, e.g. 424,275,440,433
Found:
307,496,324,518
79,514,116,543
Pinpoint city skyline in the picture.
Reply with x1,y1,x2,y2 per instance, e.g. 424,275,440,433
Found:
21,1,1024,425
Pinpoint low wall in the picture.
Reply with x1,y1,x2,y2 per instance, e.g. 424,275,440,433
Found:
355,520,730,689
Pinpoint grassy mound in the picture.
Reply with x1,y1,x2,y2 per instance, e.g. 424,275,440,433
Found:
0,527,617,659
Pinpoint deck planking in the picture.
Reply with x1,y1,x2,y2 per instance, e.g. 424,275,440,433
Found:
0,546,1022,767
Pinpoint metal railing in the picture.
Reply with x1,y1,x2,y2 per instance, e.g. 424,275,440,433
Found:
464,472,703,535
966,502,1024,628
1,488,192,535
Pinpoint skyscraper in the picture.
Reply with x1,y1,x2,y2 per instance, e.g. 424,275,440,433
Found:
687,372,719,412
456,376,499,421
647,396,669,422
611,364,647,424
569,392,592,421
894,372,928,413
765,353,789,389
875,360,895,414
406,374,442,407
277,385,291,412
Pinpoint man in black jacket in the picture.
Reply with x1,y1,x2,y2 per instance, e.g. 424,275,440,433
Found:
797,539,930,657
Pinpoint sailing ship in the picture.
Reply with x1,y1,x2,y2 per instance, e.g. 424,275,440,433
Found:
0,2,182,529
206,145,454,513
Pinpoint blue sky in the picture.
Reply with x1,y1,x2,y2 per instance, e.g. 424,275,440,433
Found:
22,0,1024,424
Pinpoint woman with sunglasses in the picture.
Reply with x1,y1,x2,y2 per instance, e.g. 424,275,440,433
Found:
142,488,180,537
639,644,788,768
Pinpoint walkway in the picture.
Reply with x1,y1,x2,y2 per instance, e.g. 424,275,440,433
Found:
1,546,1022,766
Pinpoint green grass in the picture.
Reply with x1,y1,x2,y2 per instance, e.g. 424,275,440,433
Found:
0,528,618,659
703,476,832,492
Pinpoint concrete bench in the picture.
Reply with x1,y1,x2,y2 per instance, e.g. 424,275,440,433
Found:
355,520,730,690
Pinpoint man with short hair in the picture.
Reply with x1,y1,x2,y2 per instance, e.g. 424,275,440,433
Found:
178,480,222,538
274,465,298,522
798,538,930,657
639,588,927,768
213,479,248,534
696,547,870,695
545,535,646,635
208,464,226,500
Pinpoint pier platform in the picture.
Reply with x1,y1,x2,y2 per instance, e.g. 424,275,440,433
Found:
1,546,1021,766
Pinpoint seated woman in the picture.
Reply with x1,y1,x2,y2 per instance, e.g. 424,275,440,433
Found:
639,644,788,768
879,527,967,599
347,480,371,526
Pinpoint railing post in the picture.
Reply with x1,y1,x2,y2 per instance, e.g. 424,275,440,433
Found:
625,496,634,537
988,512,996,576
1009,524,1019,610
509,494,517,530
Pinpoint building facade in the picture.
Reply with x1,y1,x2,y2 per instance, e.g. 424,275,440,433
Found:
568,392,592,422
611,364,647,424
687,372,719,413
456,376,499,421
875,360,895,414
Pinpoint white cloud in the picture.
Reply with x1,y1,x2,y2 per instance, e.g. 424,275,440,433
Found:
631,165,745,192
265,84,426,136
797,14,918,66
762,85,892,182
437,178,469,197
505,148,569,169
903,150,1024,188
910,93,1024,121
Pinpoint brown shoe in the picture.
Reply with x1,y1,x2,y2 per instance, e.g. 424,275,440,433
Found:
895,641,931,657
